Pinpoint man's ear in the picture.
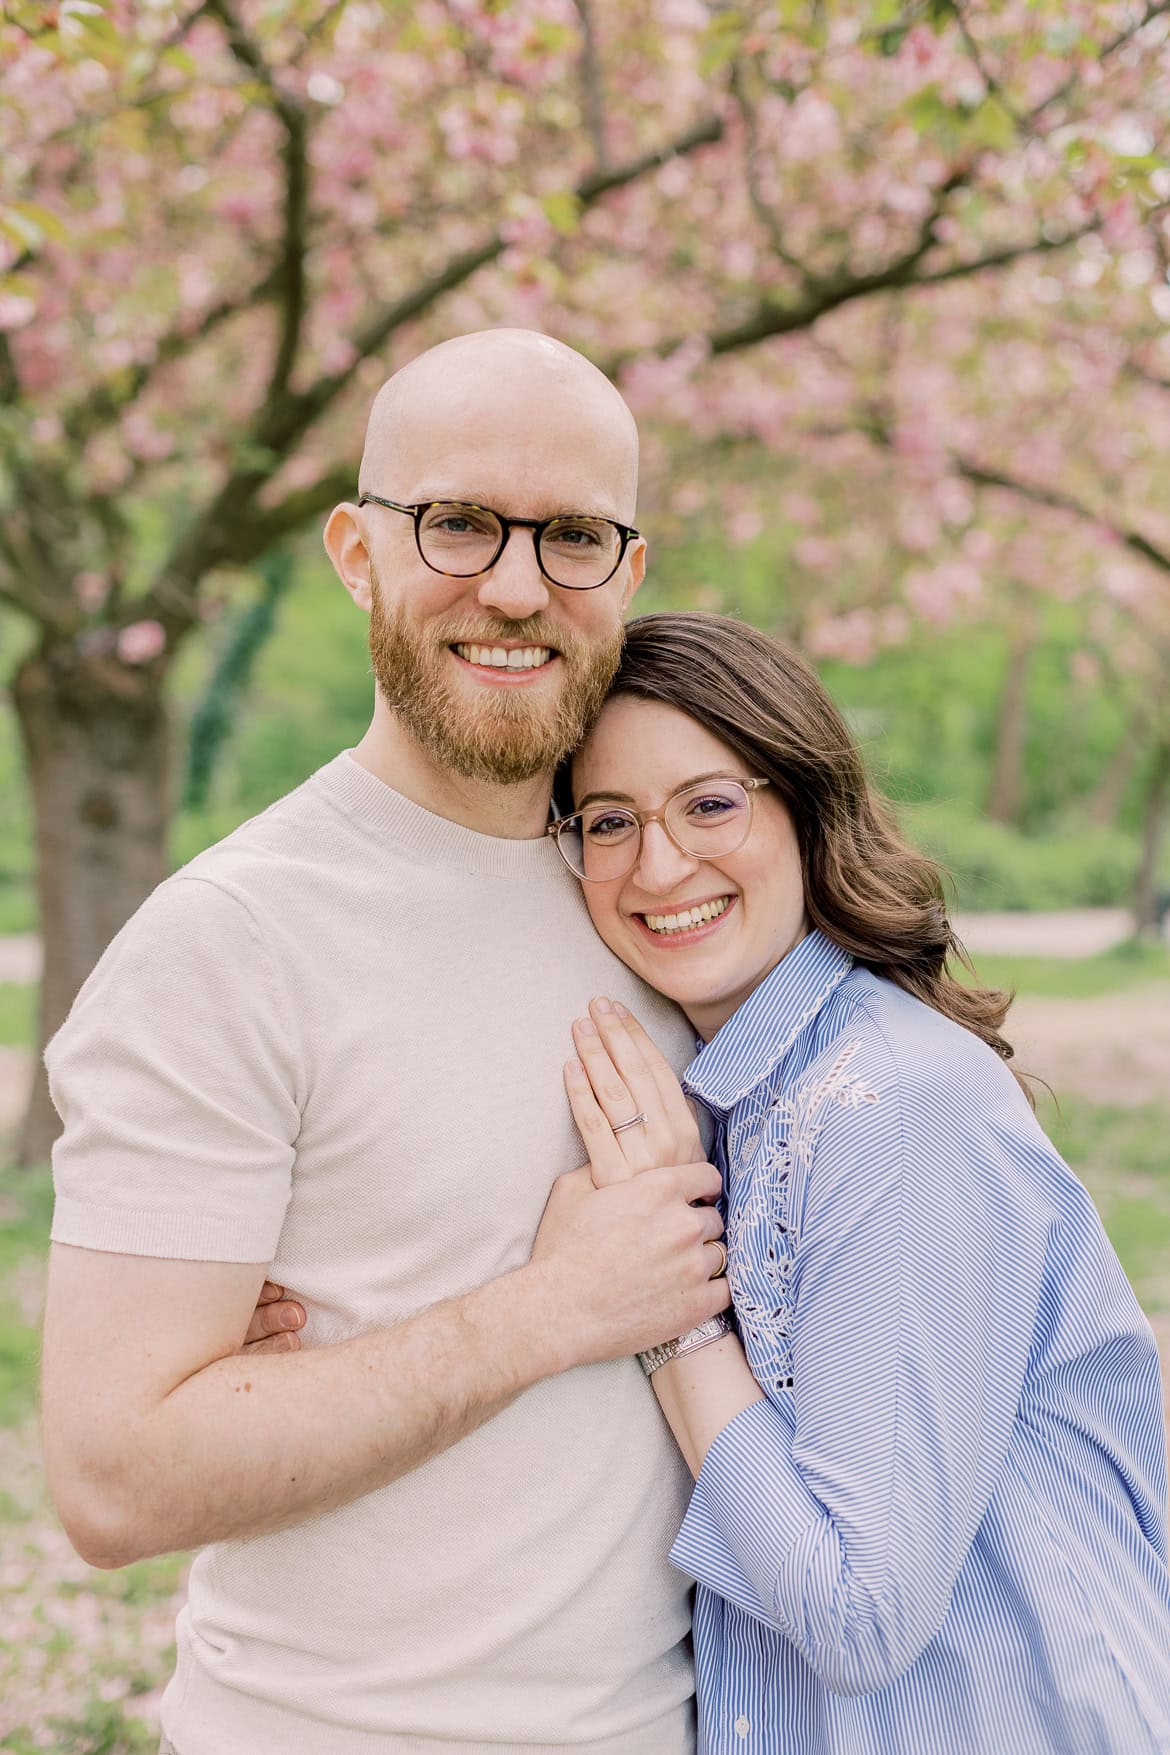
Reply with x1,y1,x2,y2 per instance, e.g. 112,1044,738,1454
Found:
324,503,373,612
621,535,647,611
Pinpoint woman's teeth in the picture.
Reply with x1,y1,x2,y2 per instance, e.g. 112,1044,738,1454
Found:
642,897,732,936
454,643,552,670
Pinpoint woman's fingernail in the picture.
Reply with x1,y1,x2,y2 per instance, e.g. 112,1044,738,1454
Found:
281,1308,301,1329
593,996,613,1013
613,1001,629,1019
566,1058,584,1076
577,1018,597,1036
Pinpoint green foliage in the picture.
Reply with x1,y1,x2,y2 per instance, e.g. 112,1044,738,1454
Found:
902,801,1141,911
182,550,297,811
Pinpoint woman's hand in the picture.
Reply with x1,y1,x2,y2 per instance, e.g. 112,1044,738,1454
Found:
566,997,705,1187
241,1281,305,1353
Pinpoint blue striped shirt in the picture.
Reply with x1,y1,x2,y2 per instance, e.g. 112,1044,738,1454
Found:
673,930,1170,1754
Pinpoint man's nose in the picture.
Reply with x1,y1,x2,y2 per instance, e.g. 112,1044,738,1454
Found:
475,527,551,620
632,820,701,894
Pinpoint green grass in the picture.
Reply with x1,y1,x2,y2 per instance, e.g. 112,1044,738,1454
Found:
1040,1097,1170,1313
0,1163,52,1428
0,980,35,1048
964,941,1170,1000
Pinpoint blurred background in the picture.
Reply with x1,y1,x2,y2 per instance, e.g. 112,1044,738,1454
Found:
1,0,1168,1746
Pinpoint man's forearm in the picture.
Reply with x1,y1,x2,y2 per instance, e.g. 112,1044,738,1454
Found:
79,1262,567,1567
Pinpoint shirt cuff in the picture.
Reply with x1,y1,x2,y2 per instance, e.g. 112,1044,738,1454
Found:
669,1395,827,1636
51,1194,280,1263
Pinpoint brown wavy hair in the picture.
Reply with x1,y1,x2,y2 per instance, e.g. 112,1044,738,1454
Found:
596,611,1023,1083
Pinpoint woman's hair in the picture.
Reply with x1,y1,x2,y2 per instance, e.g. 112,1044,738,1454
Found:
594,610,1023,1082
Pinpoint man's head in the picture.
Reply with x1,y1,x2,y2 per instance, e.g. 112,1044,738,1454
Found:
325,330,645,787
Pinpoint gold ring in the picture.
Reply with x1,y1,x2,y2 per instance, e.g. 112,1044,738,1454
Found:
707,1240,728,1280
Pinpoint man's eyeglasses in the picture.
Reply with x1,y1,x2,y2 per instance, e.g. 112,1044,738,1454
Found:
548,777,771,882
357,495,639,591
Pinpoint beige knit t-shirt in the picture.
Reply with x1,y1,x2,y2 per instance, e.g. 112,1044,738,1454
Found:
47,754,700,1755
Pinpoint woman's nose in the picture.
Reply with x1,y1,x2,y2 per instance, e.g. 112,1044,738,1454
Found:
632,819,700,893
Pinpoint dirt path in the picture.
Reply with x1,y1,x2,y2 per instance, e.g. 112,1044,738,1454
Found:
1008,983,1170,1108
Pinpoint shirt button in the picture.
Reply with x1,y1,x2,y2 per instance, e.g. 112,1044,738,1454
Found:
734,1716,751,1738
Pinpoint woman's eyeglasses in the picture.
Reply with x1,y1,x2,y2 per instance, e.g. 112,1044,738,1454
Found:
548,777,770,882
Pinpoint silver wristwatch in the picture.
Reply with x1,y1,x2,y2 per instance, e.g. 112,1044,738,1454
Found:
638,1311,734,1377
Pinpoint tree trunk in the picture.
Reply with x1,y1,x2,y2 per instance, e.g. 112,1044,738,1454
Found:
10,643,171,1167
984,625,1035,827
1133,735,1170,938
1086,733,1139,828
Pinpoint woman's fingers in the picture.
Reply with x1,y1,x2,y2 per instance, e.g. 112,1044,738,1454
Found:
564,1058,637,1184
242,1287,305,1347
572,1010,650,1127
610,1000,704,1154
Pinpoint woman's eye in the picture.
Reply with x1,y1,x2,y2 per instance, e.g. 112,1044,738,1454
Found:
585,813,635,840
687,794,737,818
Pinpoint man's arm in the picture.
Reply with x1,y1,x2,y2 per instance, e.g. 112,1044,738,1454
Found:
42,1160,728,1569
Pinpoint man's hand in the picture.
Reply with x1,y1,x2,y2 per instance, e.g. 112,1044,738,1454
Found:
565,996,705,1185
531,1159,729,1368
242,1281,305,1353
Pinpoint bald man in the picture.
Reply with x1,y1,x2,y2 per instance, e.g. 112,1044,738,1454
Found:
40,332,729,1755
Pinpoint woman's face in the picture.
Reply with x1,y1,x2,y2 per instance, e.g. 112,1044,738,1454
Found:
570,696,810,1041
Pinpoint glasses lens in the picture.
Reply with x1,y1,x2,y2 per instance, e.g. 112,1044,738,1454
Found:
556,807,640,880
664,781,752,858
418,503,503,576
538,517,622,589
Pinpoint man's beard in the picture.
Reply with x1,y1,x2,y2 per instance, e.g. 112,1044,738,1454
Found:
367,569,623,785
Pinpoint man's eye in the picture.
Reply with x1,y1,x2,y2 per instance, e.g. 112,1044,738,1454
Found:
546,522,603,548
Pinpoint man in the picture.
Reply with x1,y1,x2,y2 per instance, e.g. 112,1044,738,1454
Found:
41,330,729,1755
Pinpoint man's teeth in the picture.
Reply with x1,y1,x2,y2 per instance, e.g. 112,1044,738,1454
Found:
454,644,553,670
643,898,731,935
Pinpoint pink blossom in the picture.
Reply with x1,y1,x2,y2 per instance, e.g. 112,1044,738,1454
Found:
117,621,167,665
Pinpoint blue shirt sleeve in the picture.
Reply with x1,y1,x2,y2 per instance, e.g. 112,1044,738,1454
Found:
670,1008,1053,1696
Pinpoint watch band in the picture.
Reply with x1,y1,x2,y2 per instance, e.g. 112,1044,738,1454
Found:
638,1310,734,1377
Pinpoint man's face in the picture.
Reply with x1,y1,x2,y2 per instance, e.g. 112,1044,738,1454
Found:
358,372,645,785
367,562,626,786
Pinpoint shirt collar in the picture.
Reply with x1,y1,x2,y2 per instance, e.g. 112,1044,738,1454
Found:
684,928,854,1114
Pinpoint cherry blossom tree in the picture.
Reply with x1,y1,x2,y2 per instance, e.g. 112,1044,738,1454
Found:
2,0,1168,1160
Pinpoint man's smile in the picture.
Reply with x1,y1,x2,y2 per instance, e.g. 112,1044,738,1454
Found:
450,642,560,684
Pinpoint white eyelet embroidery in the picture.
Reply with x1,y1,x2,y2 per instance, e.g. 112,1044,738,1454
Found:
726,1041,879,1393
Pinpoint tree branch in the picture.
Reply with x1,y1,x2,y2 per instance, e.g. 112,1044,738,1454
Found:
205,0,310,416
0,332,21,406
1029,0,1170,125
60,280,271,448
237,465,359,560
572,0,609,171
136,110,725,630
954,456,1170,576
728,59,814,277
613,203,1091,369
258,111,725,449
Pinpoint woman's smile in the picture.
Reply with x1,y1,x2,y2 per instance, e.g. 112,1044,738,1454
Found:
630,892,738,947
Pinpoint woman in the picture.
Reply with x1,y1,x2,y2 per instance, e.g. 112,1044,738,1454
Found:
547,610,1170,1755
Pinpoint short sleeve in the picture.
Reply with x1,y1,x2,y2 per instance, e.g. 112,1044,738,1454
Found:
47,875,300,1262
